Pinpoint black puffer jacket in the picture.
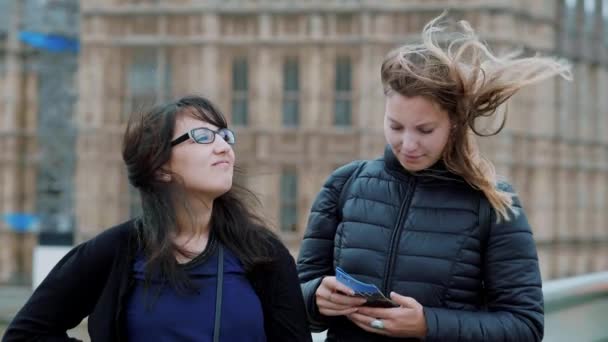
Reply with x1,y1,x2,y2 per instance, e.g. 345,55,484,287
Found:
297,146,543,342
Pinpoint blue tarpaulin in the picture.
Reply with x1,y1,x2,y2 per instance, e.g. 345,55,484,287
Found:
19,31,79,53
2,213,39,232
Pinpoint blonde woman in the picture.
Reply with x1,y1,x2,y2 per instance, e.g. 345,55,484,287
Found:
298,14,571,342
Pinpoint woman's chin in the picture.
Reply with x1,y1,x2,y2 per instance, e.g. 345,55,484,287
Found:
190,180,233,200
399,159,429,172
211,183,233,198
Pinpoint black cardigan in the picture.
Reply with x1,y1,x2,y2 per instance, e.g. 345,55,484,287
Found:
3,220,312,342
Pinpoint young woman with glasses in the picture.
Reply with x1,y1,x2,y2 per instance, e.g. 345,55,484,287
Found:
297,14,571,342
3,95,312,342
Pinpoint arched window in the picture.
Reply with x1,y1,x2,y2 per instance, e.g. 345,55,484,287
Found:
124,47,172,122
231,57,249,126
564,0,578,35
603,0,608,44
583,0,596,33
334,56,352,127
282,57,300,127
280,169,298,232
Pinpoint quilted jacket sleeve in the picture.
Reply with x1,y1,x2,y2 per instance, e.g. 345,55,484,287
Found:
423,182,544,342
296,161,364,332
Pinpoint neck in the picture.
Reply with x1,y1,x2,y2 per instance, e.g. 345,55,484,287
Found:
172,196,214,261
174,194,214,237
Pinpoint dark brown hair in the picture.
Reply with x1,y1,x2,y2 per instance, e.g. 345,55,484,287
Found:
122,95,277,292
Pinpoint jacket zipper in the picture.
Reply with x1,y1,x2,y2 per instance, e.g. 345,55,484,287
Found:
382,176,417,294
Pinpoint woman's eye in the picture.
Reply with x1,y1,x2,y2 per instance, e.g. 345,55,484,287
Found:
390,126,402,131
419,129,434,134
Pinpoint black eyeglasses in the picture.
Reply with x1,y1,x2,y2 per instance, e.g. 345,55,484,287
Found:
171,127,236,146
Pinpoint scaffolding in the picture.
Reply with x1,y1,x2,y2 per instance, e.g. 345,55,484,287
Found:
0,0,79,284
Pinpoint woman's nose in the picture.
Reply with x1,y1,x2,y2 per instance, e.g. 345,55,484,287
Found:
401,133,418,152
213,134,231,154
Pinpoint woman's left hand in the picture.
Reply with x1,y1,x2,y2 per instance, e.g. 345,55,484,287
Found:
346,292,428,338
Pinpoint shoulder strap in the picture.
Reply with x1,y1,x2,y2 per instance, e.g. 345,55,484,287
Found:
478,196,491,308
213,245,224,342
337,161,367,221
478,196,491,251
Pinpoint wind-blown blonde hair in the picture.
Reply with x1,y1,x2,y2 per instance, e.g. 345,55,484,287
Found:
381,13,572,220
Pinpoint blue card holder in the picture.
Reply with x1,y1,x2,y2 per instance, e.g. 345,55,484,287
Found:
335,267,399,308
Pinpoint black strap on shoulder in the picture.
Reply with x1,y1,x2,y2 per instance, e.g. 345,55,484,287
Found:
478,196,492,308
213,245,224,342
479,196,491,253
337,161,367,221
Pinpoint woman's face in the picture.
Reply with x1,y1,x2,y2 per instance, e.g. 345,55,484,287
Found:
384,94,451,172
165,113,235,200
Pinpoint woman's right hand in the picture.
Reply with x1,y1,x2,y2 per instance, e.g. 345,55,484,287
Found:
315,276,367,316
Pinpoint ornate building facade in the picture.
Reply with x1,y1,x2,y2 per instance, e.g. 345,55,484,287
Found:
1,0,608,283
0,0,39,283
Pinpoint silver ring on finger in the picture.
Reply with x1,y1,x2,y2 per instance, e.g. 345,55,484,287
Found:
370,319,384,330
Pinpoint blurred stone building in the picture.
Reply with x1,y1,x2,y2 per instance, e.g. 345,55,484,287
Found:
1,0,608,283
0,0,39,283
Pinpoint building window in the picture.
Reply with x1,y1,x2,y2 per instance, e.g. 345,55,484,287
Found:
282,58,299,127
334,56,352,127
603,0,608,44
0,55,5,78
280,169,298,232
124,48,172,120
231,57,248,126
583,0,596,33
564,0,578,35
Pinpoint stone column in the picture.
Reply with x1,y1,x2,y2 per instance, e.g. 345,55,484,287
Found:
255,14,275,126
0,0,23,282
200,13,220,102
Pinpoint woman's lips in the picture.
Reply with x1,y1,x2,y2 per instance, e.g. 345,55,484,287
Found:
402,154,423,162
212,160,231,167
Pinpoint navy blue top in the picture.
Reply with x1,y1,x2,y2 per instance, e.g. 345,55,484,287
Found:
126,238,266,342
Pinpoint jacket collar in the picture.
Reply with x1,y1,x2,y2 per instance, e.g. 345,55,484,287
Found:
383,145,464,183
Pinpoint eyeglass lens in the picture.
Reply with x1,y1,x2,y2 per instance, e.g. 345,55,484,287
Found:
191,128,235,145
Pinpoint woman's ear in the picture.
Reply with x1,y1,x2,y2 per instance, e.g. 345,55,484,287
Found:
450,121,460,135
155,170,172,182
